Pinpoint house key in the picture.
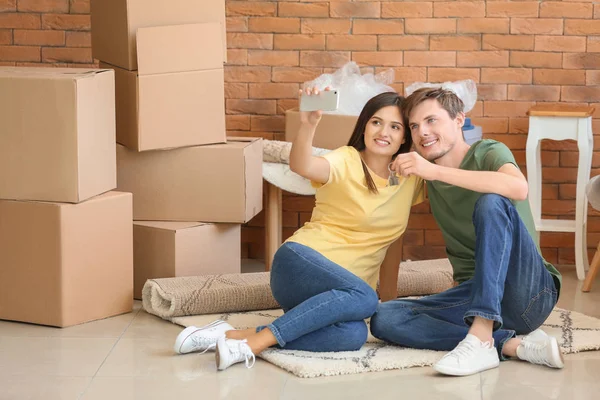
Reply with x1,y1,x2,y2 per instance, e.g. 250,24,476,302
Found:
388,162,399,186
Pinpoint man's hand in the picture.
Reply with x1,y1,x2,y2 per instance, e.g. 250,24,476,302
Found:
392,151,439,181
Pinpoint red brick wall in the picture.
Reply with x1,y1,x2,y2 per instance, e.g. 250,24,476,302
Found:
0,0,93,66
1,0,599,265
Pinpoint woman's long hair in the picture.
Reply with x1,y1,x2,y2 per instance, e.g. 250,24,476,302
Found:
346,92,412,194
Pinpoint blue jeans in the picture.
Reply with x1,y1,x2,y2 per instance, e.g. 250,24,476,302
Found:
370,194,559,360
258,242,379,352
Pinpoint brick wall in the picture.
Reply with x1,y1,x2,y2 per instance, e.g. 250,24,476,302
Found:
1,0,600,265
0,1,93,66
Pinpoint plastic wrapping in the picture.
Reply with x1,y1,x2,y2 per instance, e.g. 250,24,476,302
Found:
302,62,395,116
405,79,478,113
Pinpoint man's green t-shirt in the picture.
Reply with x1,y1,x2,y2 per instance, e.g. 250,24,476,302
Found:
426,139,562,294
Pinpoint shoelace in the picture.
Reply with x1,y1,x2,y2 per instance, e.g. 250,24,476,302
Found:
520,340,550,367
231,340,256,368
443,339,479,362
190,336,217,355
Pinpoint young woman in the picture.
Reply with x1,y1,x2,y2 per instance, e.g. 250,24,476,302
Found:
173,88,424,371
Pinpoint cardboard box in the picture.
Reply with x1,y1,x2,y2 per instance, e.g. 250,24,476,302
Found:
100,23,226,152
117,138,263,223
91,0,227,70
285,109,359,150
0,67,116,203
133,221,241,299
0,192,133,328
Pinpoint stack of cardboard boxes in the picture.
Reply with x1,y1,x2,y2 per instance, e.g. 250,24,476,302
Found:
0,68,134,328
91,0,264,299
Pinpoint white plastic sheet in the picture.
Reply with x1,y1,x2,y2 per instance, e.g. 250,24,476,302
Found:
405,79,478,113
302,62,395,116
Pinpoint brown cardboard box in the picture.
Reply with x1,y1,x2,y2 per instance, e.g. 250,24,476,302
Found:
91,0,227,70
0,192,133,328
100,23,226,152
117,138,263,223
285,109,359,150
133,221,240,299
0,67,116,203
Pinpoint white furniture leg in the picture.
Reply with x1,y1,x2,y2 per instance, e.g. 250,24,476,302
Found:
526,132,542,244
575,118,593,280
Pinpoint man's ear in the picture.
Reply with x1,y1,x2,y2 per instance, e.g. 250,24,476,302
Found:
455,111,466,128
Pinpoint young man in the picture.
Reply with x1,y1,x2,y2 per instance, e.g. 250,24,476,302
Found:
370,87,565,376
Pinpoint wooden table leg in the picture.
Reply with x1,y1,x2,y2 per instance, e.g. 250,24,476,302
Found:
583,241,600,292
264,182,282,271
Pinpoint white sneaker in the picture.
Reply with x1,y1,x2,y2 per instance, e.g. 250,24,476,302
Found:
433,334,500,376
215,336,256,371
173,320,234,355
516,329,564,369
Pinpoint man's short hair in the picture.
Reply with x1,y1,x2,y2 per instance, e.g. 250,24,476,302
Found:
403,87,465,122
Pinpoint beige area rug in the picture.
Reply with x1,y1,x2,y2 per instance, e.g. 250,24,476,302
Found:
142,259,454,319
172,307,600,378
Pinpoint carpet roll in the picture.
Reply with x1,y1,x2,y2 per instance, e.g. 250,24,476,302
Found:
142,259,454,319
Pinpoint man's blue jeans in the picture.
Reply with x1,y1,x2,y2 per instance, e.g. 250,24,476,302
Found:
258,242,379,352
370,194,559,359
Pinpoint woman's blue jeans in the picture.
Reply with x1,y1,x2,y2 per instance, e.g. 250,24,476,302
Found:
259,242,379,352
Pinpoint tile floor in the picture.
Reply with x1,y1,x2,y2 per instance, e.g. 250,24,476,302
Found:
1,262,599,400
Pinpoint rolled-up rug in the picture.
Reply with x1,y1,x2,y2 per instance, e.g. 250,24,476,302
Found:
142,259,454,319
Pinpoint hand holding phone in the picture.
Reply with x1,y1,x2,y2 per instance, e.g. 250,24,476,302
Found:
299,88,340,112
298,86,338,127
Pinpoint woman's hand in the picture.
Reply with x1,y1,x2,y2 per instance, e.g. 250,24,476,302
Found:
299,86,331,127
289,86,332,184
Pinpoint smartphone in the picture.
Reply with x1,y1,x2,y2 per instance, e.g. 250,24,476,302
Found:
299,89,340,112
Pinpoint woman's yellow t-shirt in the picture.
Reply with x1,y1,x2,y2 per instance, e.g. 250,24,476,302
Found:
286,146,424,290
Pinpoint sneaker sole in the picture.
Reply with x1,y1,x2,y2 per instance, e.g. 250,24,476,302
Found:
548,337,565,369
215,343,224,371
174,320,228,354
433,360,500,377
